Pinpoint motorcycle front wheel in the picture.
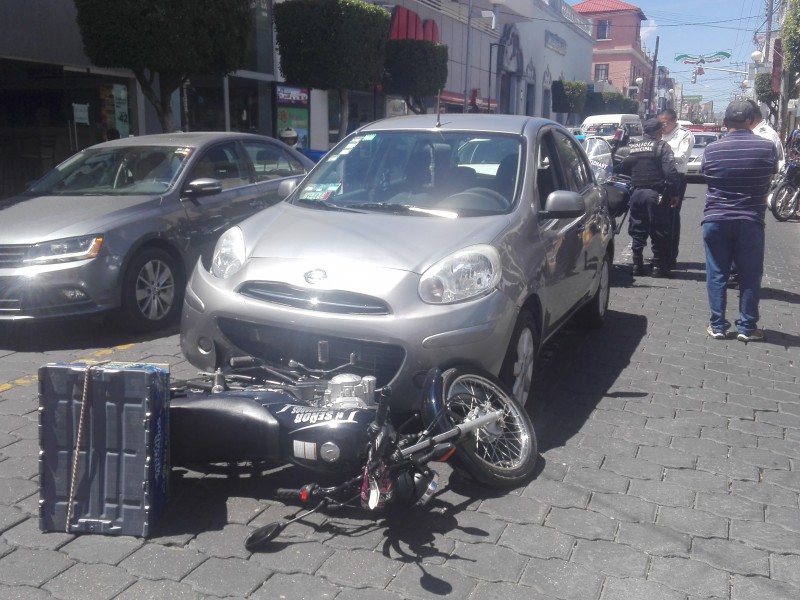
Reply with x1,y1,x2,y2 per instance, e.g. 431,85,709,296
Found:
770,182,800,221
440,367,537,487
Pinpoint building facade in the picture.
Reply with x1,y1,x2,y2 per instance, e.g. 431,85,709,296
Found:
1,0,593,196
572,0,654,114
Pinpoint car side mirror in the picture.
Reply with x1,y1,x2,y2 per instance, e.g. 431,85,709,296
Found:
183,178,223,198
278,179,298,199
539,190,586,219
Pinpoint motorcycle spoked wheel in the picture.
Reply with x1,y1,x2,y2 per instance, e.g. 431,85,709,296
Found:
770,182,800,222
439,367,538,487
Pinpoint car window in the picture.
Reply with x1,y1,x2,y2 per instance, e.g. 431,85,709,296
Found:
189,142,251,190
536,132,565,208
26,145,192,196
292,131,522,215
553,130,592,192
241,140,307,181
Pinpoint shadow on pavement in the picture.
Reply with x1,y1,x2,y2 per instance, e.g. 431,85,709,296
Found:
529,308,649,455
0,318,178,352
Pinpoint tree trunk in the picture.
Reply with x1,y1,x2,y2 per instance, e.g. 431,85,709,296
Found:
337,88,350,141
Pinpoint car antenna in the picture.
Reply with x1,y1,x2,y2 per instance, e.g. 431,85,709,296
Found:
436,90,442,128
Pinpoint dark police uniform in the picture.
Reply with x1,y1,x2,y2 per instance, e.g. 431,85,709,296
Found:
619,122,680,277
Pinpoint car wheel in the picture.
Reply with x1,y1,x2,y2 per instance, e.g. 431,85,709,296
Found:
499,309,538,408
576,251,611,328
118,248,183,332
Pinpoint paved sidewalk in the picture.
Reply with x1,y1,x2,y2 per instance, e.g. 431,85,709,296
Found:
0,182,798,599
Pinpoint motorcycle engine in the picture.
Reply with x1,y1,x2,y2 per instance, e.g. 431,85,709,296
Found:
322,373,377,408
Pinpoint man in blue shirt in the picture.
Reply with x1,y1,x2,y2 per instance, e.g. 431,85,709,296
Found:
700,99,777,342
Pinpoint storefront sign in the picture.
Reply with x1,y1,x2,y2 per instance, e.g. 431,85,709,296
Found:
545,31,567,56
72,103,89,125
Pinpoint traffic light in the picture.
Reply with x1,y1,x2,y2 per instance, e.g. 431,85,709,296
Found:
691,68,697,84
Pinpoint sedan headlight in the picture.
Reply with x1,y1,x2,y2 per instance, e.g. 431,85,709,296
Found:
23,235,104,265
211,227,246,279
419,245,502,304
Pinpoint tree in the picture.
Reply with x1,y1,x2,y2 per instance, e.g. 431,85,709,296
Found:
755,72,780,125
781,0,800,136
74,0,253,133
383,39,448,114
551,80,587,125
274,0,391,140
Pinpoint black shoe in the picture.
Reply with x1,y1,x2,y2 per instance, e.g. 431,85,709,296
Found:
632,256,645,276
652,265,671,278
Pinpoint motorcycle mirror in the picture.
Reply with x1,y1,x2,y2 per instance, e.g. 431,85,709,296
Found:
245,522,284,552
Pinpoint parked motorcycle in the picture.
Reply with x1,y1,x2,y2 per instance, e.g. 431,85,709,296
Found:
169,351,538,551
767,158,800,221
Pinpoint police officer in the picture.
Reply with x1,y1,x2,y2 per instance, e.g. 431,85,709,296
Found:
619,118,681,278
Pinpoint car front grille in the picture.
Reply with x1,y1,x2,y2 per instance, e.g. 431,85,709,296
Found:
0,245,29,268
238,281,390,315
217,317,405,387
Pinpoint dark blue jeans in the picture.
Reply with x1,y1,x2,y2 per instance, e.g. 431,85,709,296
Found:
703,220,765,335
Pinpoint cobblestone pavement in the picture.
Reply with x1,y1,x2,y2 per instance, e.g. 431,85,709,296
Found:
0,182,799,599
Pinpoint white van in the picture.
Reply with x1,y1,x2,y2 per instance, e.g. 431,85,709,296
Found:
581,114,643,142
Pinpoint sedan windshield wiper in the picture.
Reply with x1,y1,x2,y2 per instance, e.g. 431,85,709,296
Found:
294,197,362,212
348,203,457,218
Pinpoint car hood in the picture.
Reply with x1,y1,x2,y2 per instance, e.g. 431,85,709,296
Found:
242,202,511,274
0,193,163,243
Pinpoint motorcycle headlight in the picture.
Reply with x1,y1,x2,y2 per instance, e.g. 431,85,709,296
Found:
211,227,246,279
419,245,502,304
23,235,104,265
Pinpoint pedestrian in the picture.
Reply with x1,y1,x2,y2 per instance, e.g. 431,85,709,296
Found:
618,117,681,278
657,108,694,268
786,123,800,159
748,99,784,169
700,99,777,342
105,127,121,141
279,127,299,149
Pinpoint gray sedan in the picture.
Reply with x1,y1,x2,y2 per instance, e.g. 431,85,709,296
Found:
0,132,313,330
180,115,615,411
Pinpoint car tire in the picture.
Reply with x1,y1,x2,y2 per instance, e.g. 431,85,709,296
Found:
499,309,539,408
575,250,611,329
118,247,184,332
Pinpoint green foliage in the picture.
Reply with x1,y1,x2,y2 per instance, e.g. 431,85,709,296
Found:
383,39,448,113
784,0,800,78
274,0,390,92
551,81,588,121
583,91,637,117
74,0,252,131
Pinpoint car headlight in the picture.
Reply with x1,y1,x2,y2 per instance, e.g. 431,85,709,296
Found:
211,227,246,279
23,235,104,265
419,244,502,304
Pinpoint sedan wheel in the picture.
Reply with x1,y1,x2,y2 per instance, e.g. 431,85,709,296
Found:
576,251,611,328
499,310,538,408
119,248,183,332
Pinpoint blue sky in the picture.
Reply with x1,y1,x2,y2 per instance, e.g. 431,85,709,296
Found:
633,0,771,109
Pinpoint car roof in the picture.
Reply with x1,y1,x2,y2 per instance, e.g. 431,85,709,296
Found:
355,114,562,136
96,131,275,149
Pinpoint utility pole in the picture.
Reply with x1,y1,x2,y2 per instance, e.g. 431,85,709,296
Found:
649,37,659,118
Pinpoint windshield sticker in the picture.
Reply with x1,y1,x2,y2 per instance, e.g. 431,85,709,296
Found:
338,136,364,156
299,183,342,201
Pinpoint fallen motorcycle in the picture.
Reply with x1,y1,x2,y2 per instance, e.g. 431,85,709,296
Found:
168,353,538,550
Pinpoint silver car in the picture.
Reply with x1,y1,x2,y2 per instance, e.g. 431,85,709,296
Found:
0,132,314,330
686,132,723,180
180,115,615,411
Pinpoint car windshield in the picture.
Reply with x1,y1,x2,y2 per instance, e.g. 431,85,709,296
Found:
693,135,719,148
583,123,619,137
26,145,193,196
291,130,523,216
